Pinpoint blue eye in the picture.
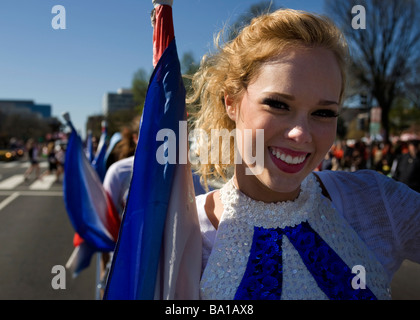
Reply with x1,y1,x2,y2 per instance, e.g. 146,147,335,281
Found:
262,98,289,110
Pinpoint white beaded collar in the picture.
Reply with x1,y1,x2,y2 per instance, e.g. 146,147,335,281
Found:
219,174,321,229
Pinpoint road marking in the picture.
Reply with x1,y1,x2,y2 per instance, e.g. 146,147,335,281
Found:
20,161,48,168
29,175,56,190
3,162,18,169
0,192,20,211
0,191,62,197
0,175,25,190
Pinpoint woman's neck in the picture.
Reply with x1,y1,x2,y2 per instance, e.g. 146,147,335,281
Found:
232,171,301,203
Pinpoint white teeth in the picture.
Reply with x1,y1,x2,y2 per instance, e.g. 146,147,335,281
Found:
271,148,307,165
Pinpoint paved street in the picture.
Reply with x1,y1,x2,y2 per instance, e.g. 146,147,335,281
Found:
0,159,419,300
0,160,96,299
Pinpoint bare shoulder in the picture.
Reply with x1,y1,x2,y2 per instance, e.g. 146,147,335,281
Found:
204,190,224,230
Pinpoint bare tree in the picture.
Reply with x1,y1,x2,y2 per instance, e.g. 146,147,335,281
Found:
325,0,420,142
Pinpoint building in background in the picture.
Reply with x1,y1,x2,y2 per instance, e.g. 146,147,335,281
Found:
0,100,51,119
102,88,135,115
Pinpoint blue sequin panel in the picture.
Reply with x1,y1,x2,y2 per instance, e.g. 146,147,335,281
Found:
234,227,283,300
283,222,377,300
234,222,377,300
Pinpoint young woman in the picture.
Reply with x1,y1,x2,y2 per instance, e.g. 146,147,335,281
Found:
188,8,420,300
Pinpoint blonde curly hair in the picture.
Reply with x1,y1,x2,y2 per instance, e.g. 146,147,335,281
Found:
187,9,349,190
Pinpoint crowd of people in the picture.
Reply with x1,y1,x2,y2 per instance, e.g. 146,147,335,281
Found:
319,138,420,193
20,138,65,182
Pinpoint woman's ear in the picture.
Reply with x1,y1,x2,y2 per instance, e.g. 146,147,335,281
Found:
224,94,237,122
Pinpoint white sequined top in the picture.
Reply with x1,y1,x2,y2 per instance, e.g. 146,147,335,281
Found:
196,170,420,300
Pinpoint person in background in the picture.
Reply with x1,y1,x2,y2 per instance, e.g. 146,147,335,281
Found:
24,139,41,181
393,140,420,192
40,141,60,181
103,116,141,215
105,125,138,171
54,144,65,182
374,141,395,177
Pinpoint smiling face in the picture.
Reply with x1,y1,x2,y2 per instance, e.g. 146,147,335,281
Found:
226,46,342,202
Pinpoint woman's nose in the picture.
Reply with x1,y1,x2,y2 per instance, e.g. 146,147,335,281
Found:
285,120,312,144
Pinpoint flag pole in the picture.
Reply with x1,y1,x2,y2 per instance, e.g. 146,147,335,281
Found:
95,253,102,299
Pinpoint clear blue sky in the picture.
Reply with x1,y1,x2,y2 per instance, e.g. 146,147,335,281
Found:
0,0,326,138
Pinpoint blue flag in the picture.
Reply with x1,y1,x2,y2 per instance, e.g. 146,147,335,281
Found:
104,39,199,300
92,121,108,182
63,116,120,252
86,130,94,163
104,132,122,166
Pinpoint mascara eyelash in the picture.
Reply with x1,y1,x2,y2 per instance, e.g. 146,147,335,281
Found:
314,110,340,118
262,98,289,110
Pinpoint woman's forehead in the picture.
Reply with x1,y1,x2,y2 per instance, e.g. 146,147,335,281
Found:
247,47,342,98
